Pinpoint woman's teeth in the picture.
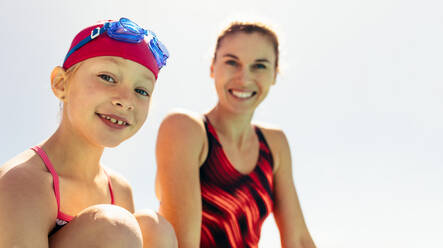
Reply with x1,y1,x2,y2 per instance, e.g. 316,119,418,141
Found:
231,90,255,98
99,114,128,126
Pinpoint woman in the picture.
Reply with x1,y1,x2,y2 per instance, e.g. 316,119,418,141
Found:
0,18,176,247
156,22,316,247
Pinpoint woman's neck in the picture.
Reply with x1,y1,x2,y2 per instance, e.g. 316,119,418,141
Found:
207,105,256,148
41,120,104,181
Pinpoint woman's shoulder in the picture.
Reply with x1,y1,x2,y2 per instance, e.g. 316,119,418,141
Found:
157,109,209,167
254,122,288,145
253,122,291,173
159,109,207,140
162,109,206,128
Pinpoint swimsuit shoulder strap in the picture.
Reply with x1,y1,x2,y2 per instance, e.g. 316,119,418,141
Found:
31,146,62,213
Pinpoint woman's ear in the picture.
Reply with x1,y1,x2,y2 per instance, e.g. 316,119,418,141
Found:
272,67,279,85
272,75,277,85
50,66,68,101
210,63,214,79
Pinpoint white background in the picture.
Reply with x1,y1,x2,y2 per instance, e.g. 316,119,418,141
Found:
1,0,442,247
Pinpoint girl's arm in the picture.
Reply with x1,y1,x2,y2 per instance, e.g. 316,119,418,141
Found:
0,159,54,248
155,112,206,248
264,129,316,248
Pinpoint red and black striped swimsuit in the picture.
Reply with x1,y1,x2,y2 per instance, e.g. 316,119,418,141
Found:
200,118,274,248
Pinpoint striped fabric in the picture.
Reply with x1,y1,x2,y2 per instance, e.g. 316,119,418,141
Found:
200,118,274,248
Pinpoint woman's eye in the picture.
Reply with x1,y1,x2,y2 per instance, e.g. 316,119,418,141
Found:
253,63,267,70
135,88,150,97
98,74,116,83
225,60,238,66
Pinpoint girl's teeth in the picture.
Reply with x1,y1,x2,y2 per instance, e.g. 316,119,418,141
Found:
99,114,128,126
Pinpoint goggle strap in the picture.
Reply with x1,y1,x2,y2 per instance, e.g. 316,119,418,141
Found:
63,26,106,65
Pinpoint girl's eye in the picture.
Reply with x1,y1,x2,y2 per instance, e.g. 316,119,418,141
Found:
135,88,150,97
225,60,238,66
98,74,116,83
253,63,267,70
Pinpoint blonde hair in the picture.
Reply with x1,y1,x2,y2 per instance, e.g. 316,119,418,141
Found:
64,61,83,81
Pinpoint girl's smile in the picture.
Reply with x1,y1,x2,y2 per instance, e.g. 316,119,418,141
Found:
96,113,130,129
61,56,155,147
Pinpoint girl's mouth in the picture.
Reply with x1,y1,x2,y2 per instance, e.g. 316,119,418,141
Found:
96,113,130,129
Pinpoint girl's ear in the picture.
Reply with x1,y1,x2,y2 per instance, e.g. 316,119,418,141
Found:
50,66,68,101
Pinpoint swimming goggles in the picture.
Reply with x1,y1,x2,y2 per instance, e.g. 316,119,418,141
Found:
63,17,169,69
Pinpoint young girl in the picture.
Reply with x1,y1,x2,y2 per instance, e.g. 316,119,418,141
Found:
0,18,177,248
155,22,316,247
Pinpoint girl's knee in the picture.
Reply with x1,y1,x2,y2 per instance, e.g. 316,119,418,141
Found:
75,204,143,247
135,209,178,248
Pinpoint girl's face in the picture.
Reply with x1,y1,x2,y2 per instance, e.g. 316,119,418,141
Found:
211,32,277,115
62,56,155,147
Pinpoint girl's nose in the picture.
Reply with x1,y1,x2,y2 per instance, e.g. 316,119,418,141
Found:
111,99,134,111
111,89,134,111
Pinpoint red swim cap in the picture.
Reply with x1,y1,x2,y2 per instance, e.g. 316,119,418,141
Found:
63,22,160,78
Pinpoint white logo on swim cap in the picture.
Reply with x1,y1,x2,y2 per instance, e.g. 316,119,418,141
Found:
90,27,101,39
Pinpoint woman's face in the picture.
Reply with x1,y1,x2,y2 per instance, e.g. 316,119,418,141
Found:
62,56,156,147
211,32,277,115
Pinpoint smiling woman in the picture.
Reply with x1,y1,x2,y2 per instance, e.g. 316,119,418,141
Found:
155,21,316,248
0,18,177,248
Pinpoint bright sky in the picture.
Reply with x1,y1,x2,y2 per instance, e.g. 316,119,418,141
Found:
1,0,442,247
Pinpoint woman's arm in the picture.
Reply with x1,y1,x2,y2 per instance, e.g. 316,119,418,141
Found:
155,112,206,248
0,159,55,248
264,129,316,248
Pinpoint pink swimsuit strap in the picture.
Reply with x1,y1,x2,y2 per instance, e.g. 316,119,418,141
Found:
31,146,115,221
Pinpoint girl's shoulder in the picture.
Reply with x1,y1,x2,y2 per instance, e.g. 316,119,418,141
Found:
0,149,54,186
0,149,57,232
101,167,135,212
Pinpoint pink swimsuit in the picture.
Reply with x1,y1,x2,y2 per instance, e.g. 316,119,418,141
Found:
31,146,115,236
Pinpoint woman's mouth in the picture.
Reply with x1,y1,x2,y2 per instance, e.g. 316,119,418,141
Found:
229,89,256,99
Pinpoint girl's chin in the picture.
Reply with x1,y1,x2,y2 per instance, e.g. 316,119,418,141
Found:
90,135,129,148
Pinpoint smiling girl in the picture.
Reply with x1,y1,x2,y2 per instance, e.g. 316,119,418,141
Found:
0,18,176,248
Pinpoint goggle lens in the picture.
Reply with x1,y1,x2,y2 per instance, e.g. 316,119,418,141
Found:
119,18,145,35
149,37,169,68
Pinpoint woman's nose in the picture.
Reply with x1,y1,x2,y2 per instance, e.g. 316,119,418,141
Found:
235,67,253,85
